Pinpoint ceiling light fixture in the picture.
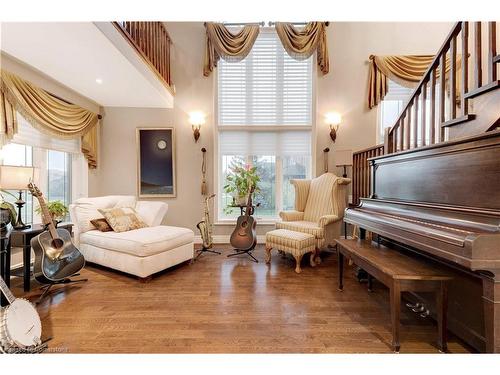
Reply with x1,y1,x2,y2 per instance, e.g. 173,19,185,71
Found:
95,78,103,84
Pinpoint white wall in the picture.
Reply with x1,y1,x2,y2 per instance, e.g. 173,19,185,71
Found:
91,22,453,236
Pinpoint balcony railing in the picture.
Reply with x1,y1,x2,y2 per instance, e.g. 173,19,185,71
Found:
114,21,174,93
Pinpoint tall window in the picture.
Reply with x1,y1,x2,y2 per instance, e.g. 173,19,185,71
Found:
0,114,77,224
217,29,313,220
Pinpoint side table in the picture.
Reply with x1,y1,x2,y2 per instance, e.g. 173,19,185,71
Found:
10,222,73,292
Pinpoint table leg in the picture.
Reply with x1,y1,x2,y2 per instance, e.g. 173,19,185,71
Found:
436,281,448,352
390,281,401,352
338,250,344,291
0,242,5,306
5,240,10,288
23,245,31,292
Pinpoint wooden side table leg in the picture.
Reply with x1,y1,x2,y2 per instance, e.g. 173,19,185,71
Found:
23,244,31,292
390,281,401,353
436,281,448,353
294,254,303,274
338,250,344,291
265,246,272,264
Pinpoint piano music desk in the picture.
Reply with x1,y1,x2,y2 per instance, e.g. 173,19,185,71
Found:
336,238,453,353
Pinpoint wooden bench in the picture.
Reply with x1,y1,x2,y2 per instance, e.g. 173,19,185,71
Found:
335,238,452,353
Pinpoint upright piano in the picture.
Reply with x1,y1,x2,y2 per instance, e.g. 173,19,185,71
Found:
344,130,500,353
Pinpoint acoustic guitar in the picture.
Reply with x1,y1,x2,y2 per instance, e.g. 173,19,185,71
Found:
230,186,257,251
27,182,85,284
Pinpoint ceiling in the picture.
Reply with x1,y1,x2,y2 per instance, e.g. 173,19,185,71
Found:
0,22,174,108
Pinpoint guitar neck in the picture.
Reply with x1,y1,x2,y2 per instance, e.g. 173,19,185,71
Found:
0,275,15,304
36,195,59,239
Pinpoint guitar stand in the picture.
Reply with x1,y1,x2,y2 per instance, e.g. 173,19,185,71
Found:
195,246,221,259
36,274,88,306
227,248,258,263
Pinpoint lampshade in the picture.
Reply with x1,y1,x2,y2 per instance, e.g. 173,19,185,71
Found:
0,165,37,190
325,112,342,126
189,111,205,126
334,150,353,166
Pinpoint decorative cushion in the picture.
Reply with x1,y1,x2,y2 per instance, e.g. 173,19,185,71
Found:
90,218,113,232
71,195,137,234
80,226,195,257
276,220,324,238
98,207,147,233
266,229,316,257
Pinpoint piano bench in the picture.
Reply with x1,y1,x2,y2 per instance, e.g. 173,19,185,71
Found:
335,238,453,353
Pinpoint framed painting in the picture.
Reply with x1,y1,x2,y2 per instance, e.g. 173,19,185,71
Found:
136,127,176,198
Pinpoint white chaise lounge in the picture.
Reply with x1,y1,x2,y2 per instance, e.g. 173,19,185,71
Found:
69,195,194,280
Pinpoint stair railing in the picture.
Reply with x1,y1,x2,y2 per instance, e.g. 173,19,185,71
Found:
352,21,499,206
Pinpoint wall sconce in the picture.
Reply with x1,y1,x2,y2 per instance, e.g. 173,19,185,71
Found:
189,111,205,142
325,112,342,143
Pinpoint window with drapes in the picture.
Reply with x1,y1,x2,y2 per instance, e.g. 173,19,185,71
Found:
217,29,313,220
0,113,82,224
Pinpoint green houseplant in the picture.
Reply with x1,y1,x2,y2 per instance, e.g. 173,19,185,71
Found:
35,200,69,222
223,162,260,214
0,190,18,229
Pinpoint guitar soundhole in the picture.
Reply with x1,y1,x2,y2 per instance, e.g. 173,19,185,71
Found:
241,221,247,228
51,238,64,249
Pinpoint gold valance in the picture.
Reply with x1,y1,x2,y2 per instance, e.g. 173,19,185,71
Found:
275,22,329,75
203,23,260,77
367,55,460,109
0,69,99,168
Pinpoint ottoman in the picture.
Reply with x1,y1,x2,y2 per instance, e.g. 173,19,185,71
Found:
265,229,317,273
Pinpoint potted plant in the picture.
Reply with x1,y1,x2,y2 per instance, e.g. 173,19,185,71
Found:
223,162,260,212
0,190,17,231
35,200,69,223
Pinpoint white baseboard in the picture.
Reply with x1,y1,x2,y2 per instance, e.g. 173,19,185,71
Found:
194,235,266,245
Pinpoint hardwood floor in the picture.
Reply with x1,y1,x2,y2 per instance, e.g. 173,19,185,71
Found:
12,245,472,353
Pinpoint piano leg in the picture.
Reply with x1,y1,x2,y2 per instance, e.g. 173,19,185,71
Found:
482,272,500,353
436,281,448,353
338,251,344,291
390,280,401,353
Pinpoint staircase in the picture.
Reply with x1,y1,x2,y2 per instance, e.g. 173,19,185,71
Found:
352,21,500,206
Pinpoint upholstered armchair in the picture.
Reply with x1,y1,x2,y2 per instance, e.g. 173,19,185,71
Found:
276,172,351,255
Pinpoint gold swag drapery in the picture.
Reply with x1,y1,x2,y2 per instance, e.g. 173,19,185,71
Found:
0,69,99,168
367,55,460,109
203,23,260,77
275,22,329,75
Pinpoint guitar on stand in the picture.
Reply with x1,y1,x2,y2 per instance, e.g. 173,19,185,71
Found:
27,182,87,304
228,186,258,262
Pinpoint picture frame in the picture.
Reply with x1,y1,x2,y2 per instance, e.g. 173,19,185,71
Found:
136,127,176,198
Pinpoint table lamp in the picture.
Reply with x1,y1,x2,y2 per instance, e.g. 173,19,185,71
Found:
0,165,37,230
334,150,353,178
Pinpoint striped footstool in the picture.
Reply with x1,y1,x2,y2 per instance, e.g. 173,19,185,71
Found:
265,229,317,274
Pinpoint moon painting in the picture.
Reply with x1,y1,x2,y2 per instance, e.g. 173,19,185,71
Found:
137,128,176,197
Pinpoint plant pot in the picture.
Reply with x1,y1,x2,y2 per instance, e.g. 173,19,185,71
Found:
235,194,249,206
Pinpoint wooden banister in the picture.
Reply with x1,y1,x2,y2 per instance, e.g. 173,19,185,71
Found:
352,21,499,206
114,21,174,94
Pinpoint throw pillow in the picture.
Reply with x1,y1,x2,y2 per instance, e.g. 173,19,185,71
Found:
97,207,147,233
90,218,113,232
